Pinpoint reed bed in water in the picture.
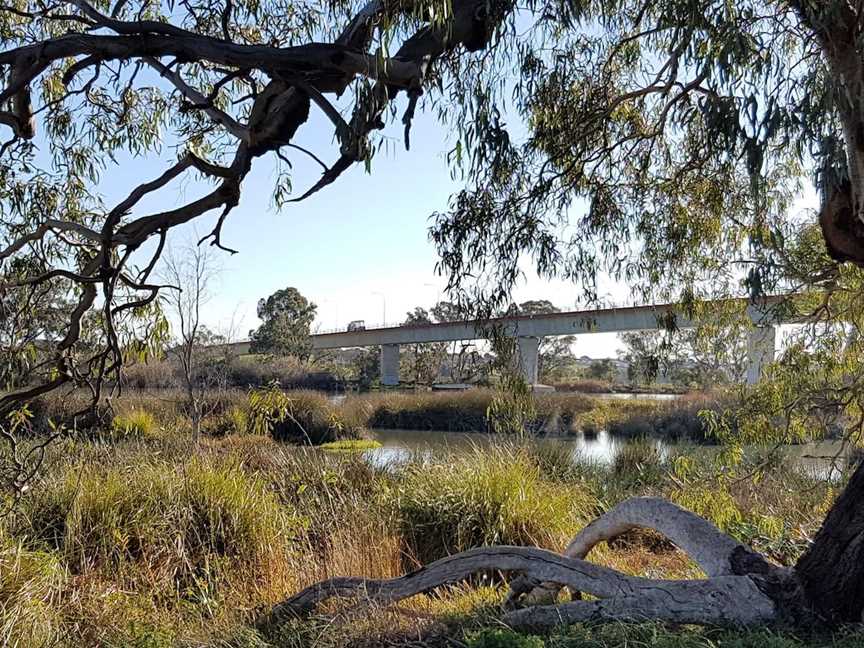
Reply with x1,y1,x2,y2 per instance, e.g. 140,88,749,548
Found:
29,386,722,446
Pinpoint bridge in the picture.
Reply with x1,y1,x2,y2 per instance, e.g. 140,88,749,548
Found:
307,298,791,387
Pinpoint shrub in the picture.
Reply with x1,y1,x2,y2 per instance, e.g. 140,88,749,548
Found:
607,394,721,443
123,359,179,390
225,355,342,390
205,405,252,436
362,390,493,432
249,386,363,444
525,442,578,481
610,440,666,488
394,446,591,566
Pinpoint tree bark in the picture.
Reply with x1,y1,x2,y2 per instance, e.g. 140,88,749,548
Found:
795,459,864,623
274,465,864,632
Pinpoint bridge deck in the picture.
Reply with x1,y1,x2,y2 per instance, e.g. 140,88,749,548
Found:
311,298,787,350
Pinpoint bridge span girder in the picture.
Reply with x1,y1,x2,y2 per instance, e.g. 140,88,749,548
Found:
376,326,777,388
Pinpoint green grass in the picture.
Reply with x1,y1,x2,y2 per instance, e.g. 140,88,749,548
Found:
0,540,64,647
466,626,864,648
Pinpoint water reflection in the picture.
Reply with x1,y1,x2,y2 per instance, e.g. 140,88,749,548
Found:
589,392,681,401
366,428,666,468
365,428,852,479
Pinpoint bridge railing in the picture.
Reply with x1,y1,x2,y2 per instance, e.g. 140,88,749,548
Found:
313,321,403,335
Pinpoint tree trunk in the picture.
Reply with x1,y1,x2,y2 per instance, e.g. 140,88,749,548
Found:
795,459,864,623
273,465,864,631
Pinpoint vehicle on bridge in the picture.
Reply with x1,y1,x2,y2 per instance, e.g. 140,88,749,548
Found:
347,320,366,332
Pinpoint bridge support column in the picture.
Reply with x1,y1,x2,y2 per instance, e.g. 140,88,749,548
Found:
746,326,776,385
380,344,400,386
516,336,540,385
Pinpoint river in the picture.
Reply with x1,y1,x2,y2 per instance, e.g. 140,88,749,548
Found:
364,428,854,480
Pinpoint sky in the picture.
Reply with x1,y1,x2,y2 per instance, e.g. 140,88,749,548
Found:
85,74,820,360
93,95,641,357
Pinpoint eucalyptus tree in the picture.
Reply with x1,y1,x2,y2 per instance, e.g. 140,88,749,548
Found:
5,0,864,633
250,287,317,358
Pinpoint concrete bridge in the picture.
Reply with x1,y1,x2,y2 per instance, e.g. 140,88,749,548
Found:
310,298,790,387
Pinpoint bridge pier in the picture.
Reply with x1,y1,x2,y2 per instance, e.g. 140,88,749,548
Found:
746,326,776,385
516,336,540,385
380,343,400,386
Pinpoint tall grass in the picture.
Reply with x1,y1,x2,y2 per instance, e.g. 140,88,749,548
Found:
354,390,495,432
0,540,64,647
32,386,721,448
12,457,293,592
248,387,364,444
394,444,596,566
0,412,850,646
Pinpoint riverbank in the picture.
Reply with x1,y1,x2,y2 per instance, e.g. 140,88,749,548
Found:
33,388,721,445
0,429,855,647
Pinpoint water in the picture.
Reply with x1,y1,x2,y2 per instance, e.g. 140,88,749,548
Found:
590,392,680,401
364,428,853,479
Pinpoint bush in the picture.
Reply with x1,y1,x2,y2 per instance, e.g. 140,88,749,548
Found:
610,440,666,488
249,386,363,444
552,378,615,394
394,446,591,566
204,405,252,436
363,391,494,432
224,355,342,390
607,394,721,443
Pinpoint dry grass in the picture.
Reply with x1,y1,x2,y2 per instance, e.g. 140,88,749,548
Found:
0,412,848,646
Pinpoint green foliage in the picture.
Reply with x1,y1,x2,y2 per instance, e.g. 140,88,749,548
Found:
486,335,537,436
319,439,382,452
585,360,616,383
611,440,665,488
466,629,544,648
248,384,363,444
104,623,175,648
249,287,316,359
535,624,864,648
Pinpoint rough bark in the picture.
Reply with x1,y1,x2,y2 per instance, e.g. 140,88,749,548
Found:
791,0,864,266
503,575,777,630
506,497,773,607
795,459,864,623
